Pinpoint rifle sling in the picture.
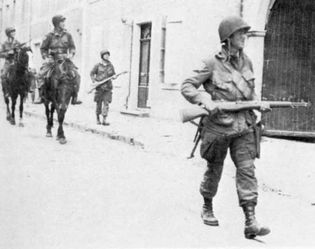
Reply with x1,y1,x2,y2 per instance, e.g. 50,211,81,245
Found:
188,117,204,159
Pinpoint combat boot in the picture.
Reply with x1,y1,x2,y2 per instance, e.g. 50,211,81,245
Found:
96,115,101,125
71,93,82,105
242,204,270,239
71,97,82,105
201,198,219,226
102,116,110,126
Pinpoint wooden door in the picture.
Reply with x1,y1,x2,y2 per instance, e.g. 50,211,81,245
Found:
262,0,315,137
138,23,151,108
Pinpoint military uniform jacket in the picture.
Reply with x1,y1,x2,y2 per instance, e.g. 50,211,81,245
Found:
181,47,257,135
40,29,75,59
0,38,21,61
90,60,115,91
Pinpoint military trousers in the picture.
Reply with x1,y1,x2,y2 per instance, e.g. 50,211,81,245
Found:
199,129,258,207
95,90,112,117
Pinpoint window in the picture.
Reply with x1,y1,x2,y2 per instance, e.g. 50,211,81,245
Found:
160,16,167,83
0,8,2,31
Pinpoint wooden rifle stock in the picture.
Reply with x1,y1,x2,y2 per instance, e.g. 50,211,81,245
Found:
87,71,128,94
180,101,311,123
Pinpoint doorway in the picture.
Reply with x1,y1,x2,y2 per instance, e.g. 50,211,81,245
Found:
137,23,151,108
262,0,315,136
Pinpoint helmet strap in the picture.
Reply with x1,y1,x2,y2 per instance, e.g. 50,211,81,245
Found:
226,38,232,60
54,23,64,32
226,38,242,57
7,32,14,38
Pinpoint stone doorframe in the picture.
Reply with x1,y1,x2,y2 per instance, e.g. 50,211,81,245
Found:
241,0,277,99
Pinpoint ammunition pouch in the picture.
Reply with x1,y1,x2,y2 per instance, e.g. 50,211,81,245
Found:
49,48,68,56
210,111,234,126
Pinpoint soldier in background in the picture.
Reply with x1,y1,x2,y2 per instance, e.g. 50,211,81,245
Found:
0,27,21,98
90,50,116,126
28,68,37,103
35,15,82,105
181,16,271,239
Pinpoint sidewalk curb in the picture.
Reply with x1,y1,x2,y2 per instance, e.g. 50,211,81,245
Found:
23,110,145,148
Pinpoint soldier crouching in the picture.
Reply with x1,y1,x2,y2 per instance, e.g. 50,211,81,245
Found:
181,16,271,239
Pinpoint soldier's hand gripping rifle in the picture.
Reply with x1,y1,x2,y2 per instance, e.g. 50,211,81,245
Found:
183,100,311,159
0,40,32,57
180,101,311,123
87,71,128,94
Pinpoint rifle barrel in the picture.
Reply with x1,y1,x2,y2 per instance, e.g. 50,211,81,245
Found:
268,101,310,107
180,100,311,123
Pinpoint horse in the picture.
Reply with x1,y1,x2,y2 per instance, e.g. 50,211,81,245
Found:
4,45,32,127
43,57,78,144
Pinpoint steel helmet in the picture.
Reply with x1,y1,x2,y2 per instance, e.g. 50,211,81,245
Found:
100,49,110,58
5,27,16,37
218,16,251,42
52,15,66,27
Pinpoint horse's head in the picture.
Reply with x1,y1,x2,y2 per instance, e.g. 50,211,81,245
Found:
50,59,76,111
14,45,32,72
6,45,33,95
55,58,76,82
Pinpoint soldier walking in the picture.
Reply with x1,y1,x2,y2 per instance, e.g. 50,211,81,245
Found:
0,27,21,98
35,15,82,105
181,16,270,239
90,50,116,126
28,68,37,103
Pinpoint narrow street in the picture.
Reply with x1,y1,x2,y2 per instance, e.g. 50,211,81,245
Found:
0,107,315,249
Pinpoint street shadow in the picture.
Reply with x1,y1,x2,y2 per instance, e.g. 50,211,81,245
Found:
252,237,266,244
262,135,315,143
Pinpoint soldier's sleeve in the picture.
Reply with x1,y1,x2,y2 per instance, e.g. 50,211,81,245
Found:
40,33,51,59
67,33,76,55
181,60,214,105
0,43,6,58
112,64,116,76
90,64,98,80
246,56,259,100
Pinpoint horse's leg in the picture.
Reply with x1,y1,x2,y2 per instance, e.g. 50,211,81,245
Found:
57,108,67,144
45,102,53,137
4,96,11,121
50,103,55,128
10,96,16,125
18,95,24,127
31,91,35,103
2,78,11,121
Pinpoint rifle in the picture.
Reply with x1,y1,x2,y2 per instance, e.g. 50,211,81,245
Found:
0,40,32,55
87,71,128,94
180,101,311,123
